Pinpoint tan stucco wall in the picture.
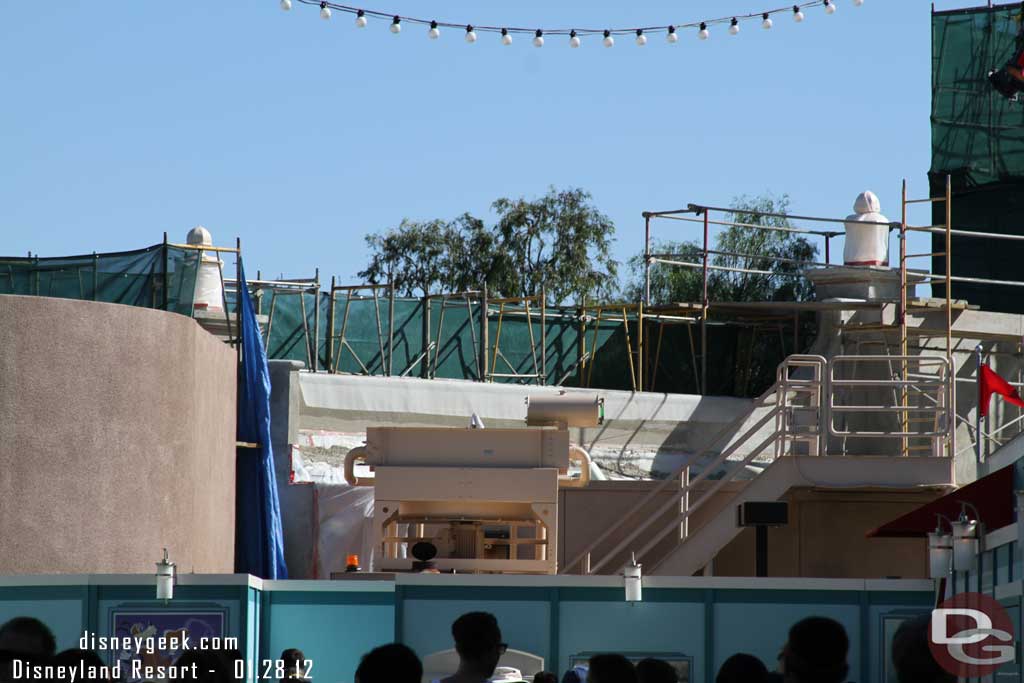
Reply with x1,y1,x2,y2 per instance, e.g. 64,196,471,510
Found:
0,295,236,574
711,488,939,578
560,482,941,578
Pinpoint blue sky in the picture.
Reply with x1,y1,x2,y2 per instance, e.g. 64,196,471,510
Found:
1,1,971,289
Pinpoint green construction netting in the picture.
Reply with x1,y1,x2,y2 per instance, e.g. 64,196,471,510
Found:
0,243,803,395
0,244,200,316
247,291,805,395
931,4,1024,313
932,3,1024,184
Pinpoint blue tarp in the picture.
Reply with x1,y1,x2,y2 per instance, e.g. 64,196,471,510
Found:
235,263,288,579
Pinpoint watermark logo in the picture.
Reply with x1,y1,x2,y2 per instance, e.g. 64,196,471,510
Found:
928,592,1015,677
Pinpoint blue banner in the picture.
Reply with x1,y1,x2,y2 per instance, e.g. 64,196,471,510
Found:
235,263,288,579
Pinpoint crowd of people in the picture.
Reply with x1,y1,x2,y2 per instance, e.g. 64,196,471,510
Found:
0,611,953,683
353,611,956,683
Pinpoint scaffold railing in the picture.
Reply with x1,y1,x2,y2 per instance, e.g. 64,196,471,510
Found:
641,199,896,396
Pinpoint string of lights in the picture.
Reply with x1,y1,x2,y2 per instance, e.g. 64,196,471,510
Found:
281,0,863,45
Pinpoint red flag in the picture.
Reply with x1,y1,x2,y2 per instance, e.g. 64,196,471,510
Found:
979,364,1024,417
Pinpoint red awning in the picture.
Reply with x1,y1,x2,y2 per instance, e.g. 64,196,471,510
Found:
867,464,1016,538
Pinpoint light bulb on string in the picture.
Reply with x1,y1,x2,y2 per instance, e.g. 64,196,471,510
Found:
279,2,859,47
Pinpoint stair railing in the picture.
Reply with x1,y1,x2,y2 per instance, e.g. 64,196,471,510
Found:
563,355,827,575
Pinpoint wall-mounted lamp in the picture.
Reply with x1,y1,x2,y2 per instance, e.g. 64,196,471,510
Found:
155,548,176,602
952,503,982,572
927,514,953,579
624,553,642,603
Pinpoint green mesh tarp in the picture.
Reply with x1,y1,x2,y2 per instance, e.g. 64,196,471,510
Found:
222,286,803,394
0,244,200,316
932,3,1024,184
0,242,797,394
931,4,1024,312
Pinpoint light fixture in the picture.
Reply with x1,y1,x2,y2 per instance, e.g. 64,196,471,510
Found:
569,30,581,48
603,30,614,47
952,504,981,571
465,24,476,42
667,26,678,43
319,2,331,21
155,548,176,602
428,20,440,39
533,29,544,47
824,0,836,14
927,515,953,580
729,18,740,35
624,553,642,603
635,29,646,46
390,15,401,33
793,5,805,22
698,22,709,40
501,28,512,45
762,13,773,29
280,0,292,11
355,9,367,28
853,0,864,5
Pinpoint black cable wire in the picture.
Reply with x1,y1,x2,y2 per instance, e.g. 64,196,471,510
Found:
293,0,843,37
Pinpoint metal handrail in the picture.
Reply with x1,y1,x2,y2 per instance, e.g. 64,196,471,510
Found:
567,354,825,575
566,353,953,575
828,356,951,447
562,377,784,575
582,404,783,576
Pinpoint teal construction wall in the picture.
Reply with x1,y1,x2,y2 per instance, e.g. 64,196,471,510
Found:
0,577,940,683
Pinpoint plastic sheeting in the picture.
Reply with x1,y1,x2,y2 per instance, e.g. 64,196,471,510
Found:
313,483,381,577
842,192,889,266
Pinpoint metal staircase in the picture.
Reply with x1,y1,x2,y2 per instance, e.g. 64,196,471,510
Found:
562,354,954,576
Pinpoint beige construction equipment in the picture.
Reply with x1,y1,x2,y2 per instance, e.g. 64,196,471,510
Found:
344,393,603,574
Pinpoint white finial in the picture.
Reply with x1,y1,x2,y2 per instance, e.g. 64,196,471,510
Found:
186,226,212,246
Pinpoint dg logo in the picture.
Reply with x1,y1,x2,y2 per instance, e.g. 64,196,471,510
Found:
929,592,1016,677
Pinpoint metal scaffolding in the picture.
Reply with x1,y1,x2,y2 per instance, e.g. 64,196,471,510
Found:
228,270,321,371
326,280,395,376
641,202,869,395
485,292,547,385
424,290,483,380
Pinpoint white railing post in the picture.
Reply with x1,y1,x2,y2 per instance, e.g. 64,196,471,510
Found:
680,465,690,541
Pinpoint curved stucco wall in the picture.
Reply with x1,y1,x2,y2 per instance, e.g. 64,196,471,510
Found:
0,295,236,574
